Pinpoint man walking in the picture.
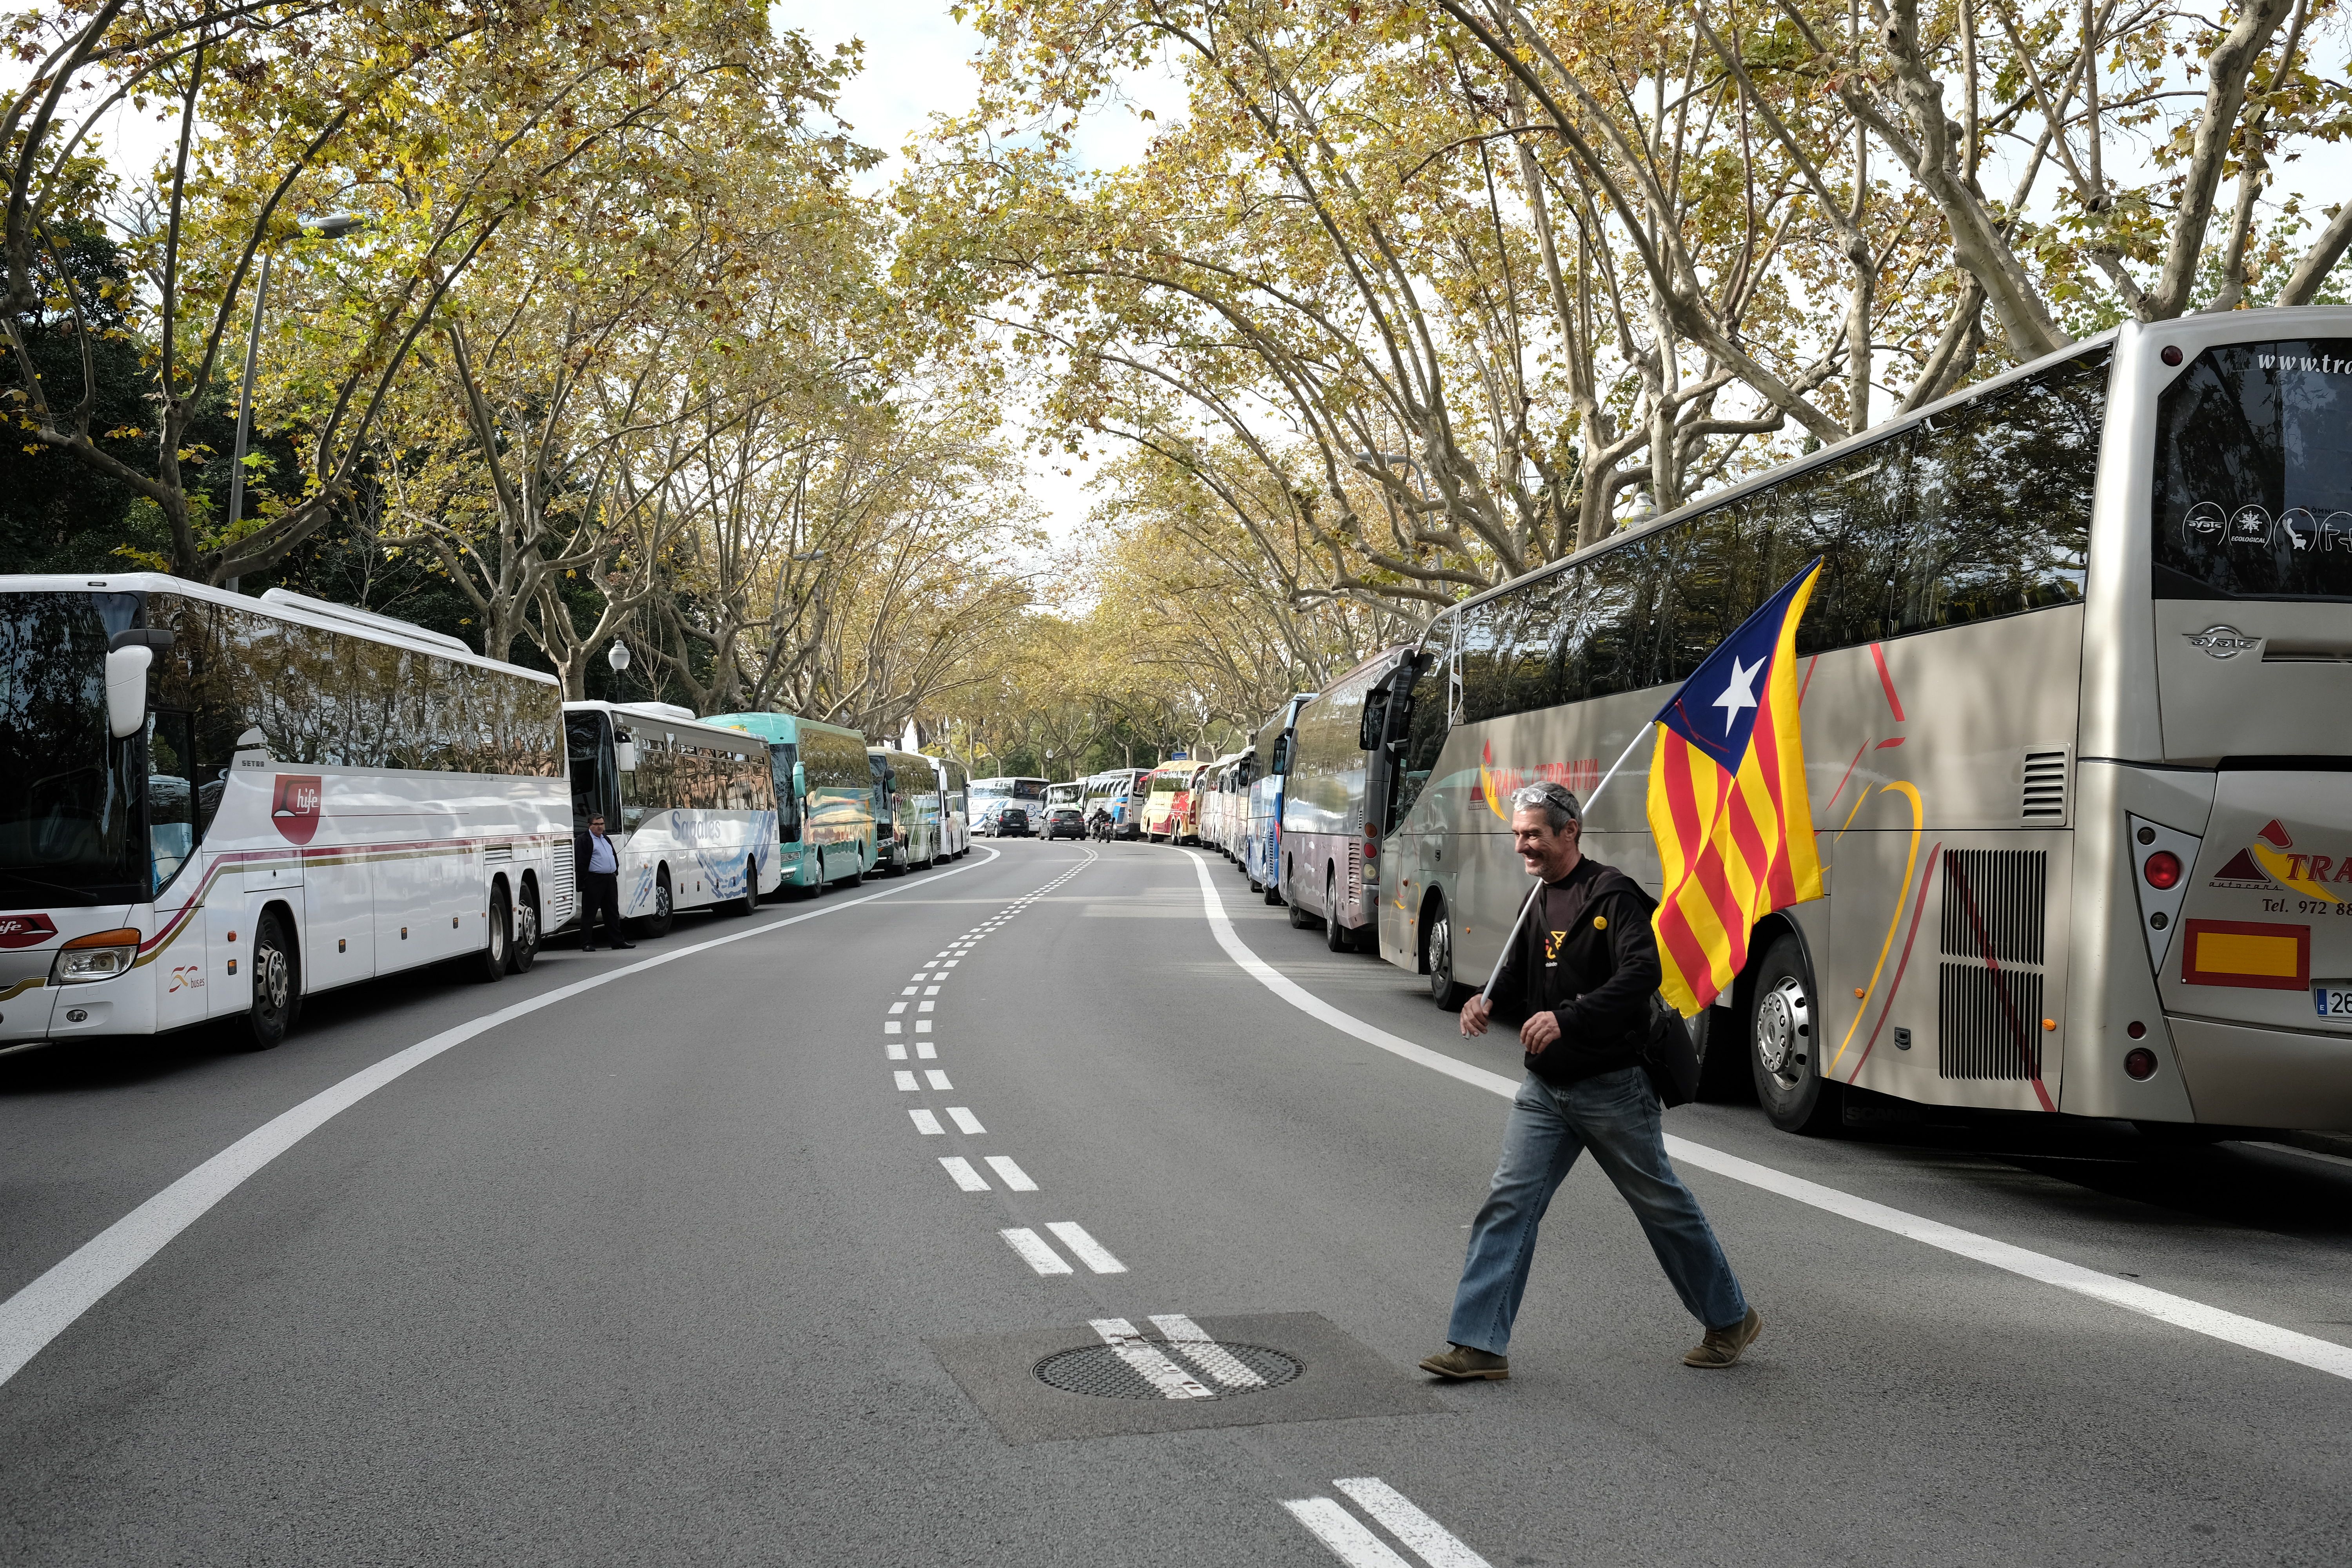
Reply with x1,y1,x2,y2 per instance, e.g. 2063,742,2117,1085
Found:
575,813,634,953
1421,780,1759,1381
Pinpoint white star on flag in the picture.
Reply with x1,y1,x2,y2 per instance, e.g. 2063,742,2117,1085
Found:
1712,654,1761,735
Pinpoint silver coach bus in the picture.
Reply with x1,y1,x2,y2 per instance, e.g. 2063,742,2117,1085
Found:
1243,693,1316,900
1281,650,1412,947
1369,306,2352,1137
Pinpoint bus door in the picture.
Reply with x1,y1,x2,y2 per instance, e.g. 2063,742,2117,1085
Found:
1380,639,1454,971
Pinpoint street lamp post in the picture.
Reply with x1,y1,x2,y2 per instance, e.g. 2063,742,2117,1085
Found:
224,215,367,592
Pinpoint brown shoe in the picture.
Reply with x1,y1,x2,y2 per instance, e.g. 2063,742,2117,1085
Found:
1418,1344,1509,1381
1684,1306,1762,1368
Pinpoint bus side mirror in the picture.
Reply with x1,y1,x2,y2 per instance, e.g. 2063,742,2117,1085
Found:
614,741,639,772
104,645,152,739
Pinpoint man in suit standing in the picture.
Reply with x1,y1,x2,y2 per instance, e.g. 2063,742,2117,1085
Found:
575,813,634,952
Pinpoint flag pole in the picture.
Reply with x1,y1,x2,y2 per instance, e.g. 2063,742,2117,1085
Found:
1479,724,1655,1003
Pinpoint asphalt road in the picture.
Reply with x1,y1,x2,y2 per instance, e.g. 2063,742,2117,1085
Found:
2,838,2348,1566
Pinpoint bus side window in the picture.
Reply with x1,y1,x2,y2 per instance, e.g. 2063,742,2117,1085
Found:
146,709,196,891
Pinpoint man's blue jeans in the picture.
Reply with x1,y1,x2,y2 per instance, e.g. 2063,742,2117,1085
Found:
1446,1066,1746,1354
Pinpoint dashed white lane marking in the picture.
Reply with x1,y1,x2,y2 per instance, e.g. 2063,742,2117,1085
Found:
1332,1479,1492,1568
946,1107,985,1134
909,1110,945,1135
900,986,917,996
0,848,1011,1395
884,1022,902,1034
1047,1223,1127,1273
1000,1228,1074,1275
1149,1314,1263,1385
915,1041,938,1060
886,1042,907,1060
888,1002,907,1014
984,1155,1038,1191
941,960,959,968
1179,849,2352,1385
915,1021,932,1034
1091,1318,1214,1398
894,1071,920,1092
923,985,940,995
1283,1499,1410,1568
918,1000,934,1012
940,1157,991,1192
924,1069,953,1091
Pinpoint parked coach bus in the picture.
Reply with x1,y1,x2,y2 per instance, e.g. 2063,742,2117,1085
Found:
933,755,972,858
565,701,779,932
0,577,574,1051
1283,648,1414,948
1140,762,1190,841
870,746,942,871
1082,769,1146,839
1200,750,1250,854
704,710,877,891
1367,306,2352,1137
1244,694,1316,899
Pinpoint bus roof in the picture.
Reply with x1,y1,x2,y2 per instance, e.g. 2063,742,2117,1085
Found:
703,710,871,747
563,699,774,750
0,572,559,684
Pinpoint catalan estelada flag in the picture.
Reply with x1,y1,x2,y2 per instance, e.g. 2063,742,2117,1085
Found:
1648,558,1826,1016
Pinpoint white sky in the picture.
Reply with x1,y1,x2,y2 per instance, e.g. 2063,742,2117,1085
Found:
773,2,1188,547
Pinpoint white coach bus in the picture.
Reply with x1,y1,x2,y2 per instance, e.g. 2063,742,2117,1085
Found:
1368,307,2352,1137
1281,650,1414,948
0,577,573,1051
563,702,779,933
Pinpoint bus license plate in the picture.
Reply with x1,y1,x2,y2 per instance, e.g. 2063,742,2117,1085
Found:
2314,984,2352,1022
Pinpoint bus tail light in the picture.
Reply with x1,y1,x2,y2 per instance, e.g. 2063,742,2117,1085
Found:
2142,850,2182,889
53,927,140,985
2124,1048,2159,1080
1363,823,1380,861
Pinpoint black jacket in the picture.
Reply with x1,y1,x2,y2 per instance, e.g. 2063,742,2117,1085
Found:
1487,856,1662,1087
575,829,619,878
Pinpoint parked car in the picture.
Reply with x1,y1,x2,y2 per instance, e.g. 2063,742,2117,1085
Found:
995,805,1033,837
1044,805,1086,840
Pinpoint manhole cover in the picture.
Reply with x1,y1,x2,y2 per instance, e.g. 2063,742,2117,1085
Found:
1036,1340,1302,1400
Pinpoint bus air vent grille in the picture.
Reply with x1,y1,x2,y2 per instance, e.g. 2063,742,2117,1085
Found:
550,838,577,921
1936,849,2049,1080
2020,749,2069,826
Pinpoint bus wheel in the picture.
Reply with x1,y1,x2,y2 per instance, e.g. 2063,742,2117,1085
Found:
508,881,541,975
724,860,757,917
637,867,675,940
1426,900,1468,1010
1749,935,1840,1134
474,882,511,982
1324,871,1351,953
1289,886,1318,929
244,908,301,1050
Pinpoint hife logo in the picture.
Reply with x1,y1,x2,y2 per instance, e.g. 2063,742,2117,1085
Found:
0,912,58,949
270,774,324,846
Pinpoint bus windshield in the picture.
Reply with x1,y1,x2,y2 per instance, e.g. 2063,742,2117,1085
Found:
2154,337,2352,600
0,591,142,905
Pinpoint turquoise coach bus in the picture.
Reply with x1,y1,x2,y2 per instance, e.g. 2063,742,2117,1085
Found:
706,711,878,891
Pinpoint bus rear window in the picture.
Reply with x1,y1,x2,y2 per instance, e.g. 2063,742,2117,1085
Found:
2153,339,2352,599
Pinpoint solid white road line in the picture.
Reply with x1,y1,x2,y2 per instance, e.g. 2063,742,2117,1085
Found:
886,1042,907,1061
893,1071,920,1092
1045,1222,1125,1274
1091,1318,1213,1398
909,1110,945,1136
924,1069,953,1091
1283,1499,1414,1568
1332,1479,1492,1568
1178,851,2352,1385
946,1107,985,1134
1148,1314,1264,1387
2242,1140,2352,1172
940,1157,991,1192
1000,1228,1073,1275
0,848,1011,1395
983,1155,1038,1192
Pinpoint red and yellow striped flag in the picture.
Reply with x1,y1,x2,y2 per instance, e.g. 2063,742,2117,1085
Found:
1647,559,1826,1015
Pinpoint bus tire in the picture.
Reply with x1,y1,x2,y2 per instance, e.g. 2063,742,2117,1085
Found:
243,907,301,1050
508,877,541,975
636,867,675,940
1749,934,1840,1134
474,881,511,982
723,860,757,917
1425,898,1468,1010
1289,887,1318,929
1324,870,1350,953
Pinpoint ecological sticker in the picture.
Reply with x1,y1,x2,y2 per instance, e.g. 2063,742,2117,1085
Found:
2227,504,2272,547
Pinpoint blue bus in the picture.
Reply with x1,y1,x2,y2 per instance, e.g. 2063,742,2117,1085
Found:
705,711,878,891
1243,693,1316,900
